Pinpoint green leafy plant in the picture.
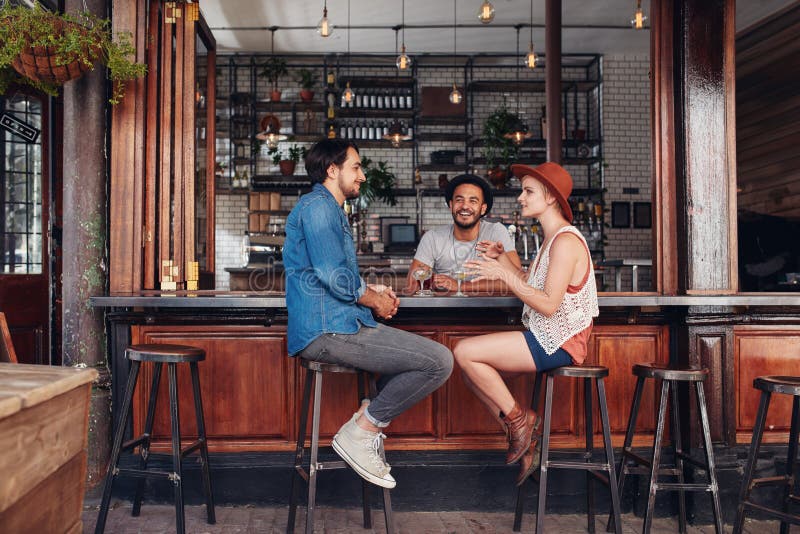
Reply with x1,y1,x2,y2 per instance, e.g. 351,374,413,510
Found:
482,104,520,172
267,144,307,164
0,2,147,104
259,56,288,91
359,156,397,208
294,68,318,90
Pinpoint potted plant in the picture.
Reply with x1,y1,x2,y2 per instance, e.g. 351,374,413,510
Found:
358,156,397,209
481,104,520,188
259,56,288,102
269,144,306,176
0,3,146,104
295,68,318,102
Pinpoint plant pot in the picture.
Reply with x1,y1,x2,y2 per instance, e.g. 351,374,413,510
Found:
299,89,314,102
279,160,296,176
10,19,101,85
270,90,282,102
487,168,508,189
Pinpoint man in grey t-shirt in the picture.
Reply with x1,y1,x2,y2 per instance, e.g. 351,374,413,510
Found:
405,174,521,294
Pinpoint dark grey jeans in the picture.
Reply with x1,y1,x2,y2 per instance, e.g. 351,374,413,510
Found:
298,323,453,427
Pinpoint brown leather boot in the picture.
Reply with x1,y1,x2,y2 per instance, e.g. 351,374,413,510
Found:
516,440,542,486
502,403,540,464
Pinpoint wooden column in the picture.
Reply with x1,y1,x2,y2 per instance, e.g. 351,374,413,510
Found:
545,0,562,163
674,0,738,294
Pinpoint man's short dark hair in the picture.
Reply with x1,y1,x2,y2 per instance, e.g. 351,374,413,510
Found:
304,138,360,184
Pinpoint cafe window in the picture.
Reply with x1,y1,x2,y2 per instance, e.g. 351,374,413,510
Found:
1,94,43,274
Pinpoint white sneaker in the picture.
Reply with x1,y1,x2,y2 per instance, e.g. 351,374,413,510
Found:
332,413,396,489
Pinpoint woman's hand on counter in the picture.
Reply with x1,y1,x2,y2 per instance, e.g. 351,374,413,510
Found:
432,274,457,292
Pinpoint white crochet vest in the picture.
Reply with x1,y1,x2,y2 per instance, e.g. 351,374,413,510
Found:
521,226,599,355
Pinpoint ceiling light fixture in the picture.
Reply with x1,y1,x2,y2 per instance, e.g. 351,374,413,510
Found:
396,0,411,70
257,28,287,148
525,0,537,69
505,26,532,146
449,0,462,105
477,0,495,24
631,0,647,30
385,27,411,147
343,0,354,103
317,0,333,37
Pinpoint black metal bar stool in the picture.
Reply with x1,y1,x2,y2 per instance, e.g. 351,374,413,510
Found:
733,376,800,534
95,344,215,534
608,363,722,534
514,365,622,534
287,359,394,534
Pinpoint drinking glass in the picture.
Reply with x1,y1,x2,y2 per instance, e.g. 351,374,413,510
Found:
453,267,468,297
412,267,433,296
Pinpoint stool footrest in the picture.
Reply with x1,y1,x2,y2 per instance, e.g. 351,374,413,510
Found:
589,471,610,486
122,435,149,451
742,501,800,525
547,460,611,471
675,451,711,471
750,474,792,489
180,439,204,458
623,450,652,467
655,482,716,492
117,467,174,480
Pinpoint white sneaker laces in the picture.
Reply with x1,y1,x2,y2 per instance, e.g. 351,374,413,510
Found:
364,432,391,475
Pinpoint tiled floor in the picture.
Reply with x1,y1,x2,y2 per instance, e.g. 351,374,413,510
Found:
83,501,777,533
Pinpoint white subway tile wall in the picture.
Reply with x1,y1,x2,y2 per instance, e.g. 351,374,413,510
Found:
214,54,652,291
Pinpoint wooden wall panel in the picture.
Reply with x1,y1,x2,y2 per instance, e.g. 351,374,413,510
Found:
736,3,800,218
591,325,669,446
734,326,800,444
132,326,295,452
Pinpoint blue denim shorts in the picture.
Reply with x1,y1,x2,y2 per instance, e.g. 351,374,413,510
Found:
523,330,574,372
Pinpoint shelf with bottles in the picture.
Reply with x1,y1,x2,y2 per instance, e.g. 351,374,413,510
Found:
334,120,414,145
467,80,600,93
254,100,326,113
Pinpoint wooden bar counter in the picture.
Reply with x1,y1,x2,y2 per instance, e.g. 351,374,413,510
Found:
92,292,800,456
0,363,98,534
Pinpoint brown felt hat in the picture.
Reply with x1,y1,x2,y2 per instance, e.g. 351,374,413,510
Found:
511,162,573,222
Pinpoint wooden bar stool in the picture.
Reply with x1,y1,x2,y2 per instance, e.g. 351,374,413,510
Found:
287,359,394,534
514,365,622,534
608,363,722,534
733,376,800,534
95,344,215,534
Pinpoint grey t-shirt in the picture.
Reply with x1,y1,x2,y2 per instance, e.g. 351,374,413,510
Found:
414,221,515,275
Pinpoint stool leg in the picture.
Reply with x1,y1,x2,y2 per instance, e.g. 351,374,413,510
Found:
132,362,162,517
733,390,772,534
190,361,215,524
513,371,544,532
780,395,800,534
607,375,645,533
288,367,314,533
669,380,687,534
584,377,596,534
166,363,185,534
95,360,141,534
695,382,723,534
305,369,324,534
361,372,373,530
367,373,395,534
644,379,670,534
536,373,555,534
597,377,622,534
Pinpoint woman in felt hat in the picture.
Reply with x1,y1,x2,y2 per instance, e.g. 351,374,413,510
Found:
453,162,599,485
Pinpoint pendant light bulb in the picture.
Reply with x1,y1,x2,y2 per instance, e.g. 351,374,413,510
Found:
478,0,495,24
343,81,354,103
525,42,537,69
396,44,411,70
449,83,462,104
317,4,333,37
631,1,647,29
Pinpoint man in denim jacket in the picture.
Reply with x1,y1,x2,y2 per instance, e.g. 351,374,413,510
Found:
284,139,453,489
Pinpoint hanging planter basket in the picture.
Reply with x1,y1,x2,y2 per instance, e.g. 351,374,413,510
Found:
10,19,101,85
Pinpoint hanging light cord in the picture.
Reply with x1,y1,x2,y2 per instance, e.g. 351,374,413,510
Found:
401,0,405,47
529,0,534,43
347,0,351,73
515,25,521,115
453,0,457,70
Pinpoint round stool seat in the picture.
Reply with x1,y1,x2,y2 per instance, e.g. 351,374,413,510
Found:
754,376,800,396
126,344,205,363
549,365,608,378
300,358,359,374
633,362,708,382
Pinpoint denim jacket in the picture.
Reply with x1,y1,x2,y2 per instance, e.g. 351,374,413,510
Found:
284,183,377,355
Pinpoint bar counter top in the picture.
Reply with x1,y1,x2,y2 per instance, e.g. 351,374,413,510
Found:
91,291,800,308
